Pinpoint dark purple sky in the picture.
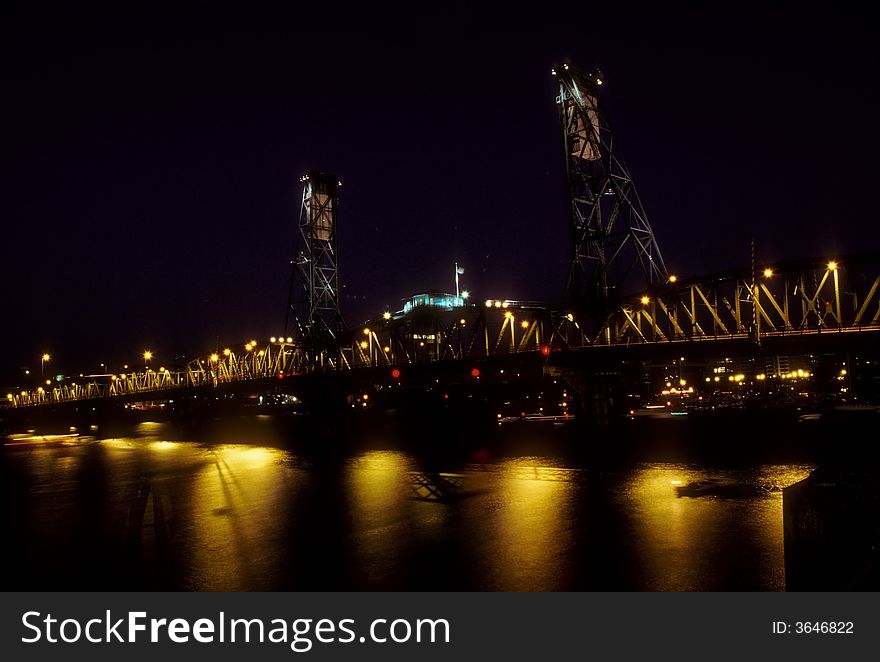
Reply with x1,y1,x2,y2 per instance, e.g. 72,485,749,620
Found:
1,3,877,381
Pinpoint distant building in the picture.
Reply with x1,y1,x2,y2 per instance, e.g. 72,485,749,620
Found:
401,291,465,315
765,355,790,378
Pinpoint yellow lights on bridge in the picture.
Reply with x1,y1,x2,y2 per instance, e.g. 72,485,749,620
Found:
486,300,503,308
223,348,231,356
679,379,687,387
756,374,766,380
359,341,368,350
363,328,371,335
383,311,392,320
521,320,530,329
504,311,513,319
763,268,774,278
565,313,574,322
640,296,650,305
143,351,153,361
668,275,677,283
245,343,254,351
286,337,293,343
270,337,276,343
210,353,219,362
828,261,838,271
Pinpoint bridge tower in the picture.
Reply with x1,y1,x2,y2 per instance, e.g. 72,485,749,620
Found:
553,63,667,317
285,171,345,362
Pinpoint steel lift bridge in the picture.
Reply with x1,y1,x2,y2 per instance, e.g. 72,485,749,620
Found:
6,64,880,409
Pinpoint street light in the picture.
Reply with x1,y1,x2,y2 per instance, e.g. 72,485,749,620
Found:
143,350,152,369
41,353,51,378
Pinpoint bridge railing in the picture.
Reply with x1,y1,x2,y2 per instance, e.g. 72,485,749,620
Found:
5,341,309,408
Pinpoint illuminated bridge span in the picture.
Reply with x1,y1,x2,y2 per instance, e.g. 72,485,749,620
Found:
5,63,879,410
7,253,879,409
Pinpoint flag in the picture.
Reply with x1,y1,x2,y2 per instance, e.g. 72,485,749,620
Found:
456,265,465,275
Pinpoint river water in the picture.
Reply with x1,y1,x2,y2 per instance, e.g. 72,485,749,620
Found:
1,418,812,591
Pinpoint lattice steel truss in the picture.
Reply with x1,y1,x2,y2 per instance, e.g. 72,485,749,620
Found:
8,255,879,409
554,63,667,315
286,171,345,354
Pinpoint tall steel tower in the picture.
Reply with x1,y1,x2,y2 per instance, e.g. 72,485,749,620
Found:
285,171,345,345
553,63,667,314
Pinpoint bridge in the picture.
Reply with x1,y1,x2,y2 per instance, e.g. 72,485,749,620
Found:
5,63,879,411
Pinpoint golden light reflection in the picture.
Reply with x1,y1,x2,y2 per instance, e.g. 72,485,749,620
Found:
622,464,812,591
148,440,178,452
188,444,291,590
478,459,575,591
135,421,167,441
345,451,415,586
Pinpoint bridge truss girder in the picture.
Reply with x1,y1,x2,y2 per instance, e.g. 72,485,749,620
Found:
7,257,879,409
593,255,880,346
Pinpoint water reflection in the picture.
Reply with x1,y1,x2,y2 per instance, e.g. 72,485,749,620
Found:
345,451,416,588
186,445,293,591
1,424,813,591
479,459,576,591
622,464,812,590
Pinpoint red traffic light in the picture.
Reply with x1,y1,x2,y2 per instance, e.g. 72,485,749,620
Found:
470,368,481,378
391,368,401,379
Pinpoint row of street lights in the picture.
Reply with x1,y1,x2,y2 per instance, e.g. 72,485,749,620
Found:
28,350,153,381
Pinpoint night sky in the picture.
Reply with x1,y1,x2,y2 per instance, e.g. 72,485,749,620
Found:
2,3,877,382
